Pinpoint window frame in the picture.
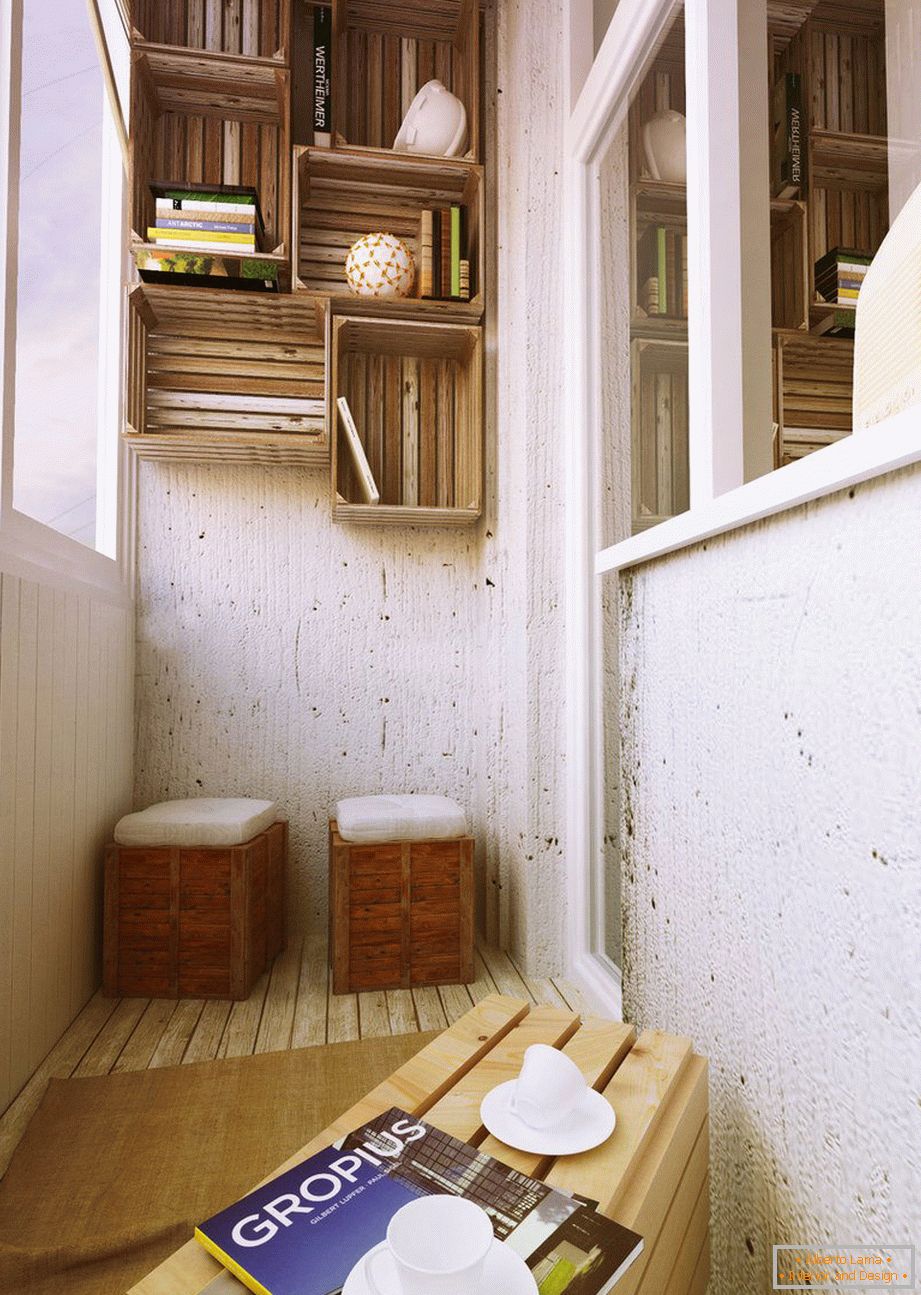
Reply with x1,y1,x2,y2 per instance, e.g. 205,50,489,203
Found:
562,0,921,1013
0,0,133,604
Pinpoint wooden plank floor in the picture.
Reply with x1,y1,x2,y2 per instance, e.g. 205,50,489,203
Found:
0,939,589,1179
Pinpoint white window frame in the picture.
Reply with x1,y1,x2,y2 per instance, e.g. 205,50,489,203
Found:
562,0,921,1014
0,0,133,605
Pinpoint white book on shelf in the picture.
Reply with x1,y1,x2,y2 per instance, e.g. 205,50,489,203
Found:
337,396,380,505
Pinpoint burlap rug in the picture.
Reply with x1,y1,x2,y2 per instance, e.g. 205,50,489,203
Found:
0,1030,437,1295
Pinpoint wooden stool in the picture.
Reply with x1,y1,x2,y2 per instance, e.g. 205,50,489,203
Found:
104,801,286,1000
329,801,474,993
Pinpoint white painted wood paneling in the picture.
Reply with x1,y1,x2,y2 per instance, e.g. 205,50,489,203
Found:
0,566,133,1114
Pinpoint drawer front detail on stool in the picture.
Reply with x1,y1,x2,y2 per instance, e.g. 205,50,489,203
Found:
104,822,287,1000
329,821,474,993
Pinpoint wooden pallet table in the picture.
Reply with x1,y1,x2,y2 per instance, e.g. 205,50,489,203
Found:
129,994,709,1295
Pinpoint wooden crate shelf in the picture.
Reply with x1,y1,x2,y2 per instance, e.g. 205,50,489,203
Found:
331,316,482,525
773,331,855,441
130,47,290,250
125,285,329,464
810,129,887,191
293,146,483,320
332,0,479,161
124,0,486,504
130,0,290,60
630,338,689,534
771,200,809,331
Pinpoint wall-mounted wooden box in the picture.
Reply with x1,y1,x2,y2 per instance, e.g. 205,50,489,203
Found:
630,337,689,534
331,316,482,525
329,820,474,993
332,0,479,161
771,200,809,332
130,0,291,59
130,43,290,252
292,146,483,321
773,332,854,437
104,822,286,999
125,284,330,464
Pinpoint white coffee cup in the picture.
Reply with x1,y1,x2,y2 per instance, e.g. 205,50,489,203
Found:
508,1043,588,1129
364,1195,494,1295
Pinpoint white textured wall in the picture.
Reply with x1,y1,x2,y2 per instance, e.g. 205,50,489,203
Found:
134,0,569,973
620,463,921,1291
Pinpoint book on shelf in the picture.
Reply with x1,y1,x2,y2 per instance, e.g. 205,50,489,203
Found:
133,246,279,292
154,216,257,236
656,225,667,316
815,246,872,305
450,205,462,298
772,72,805,199
148,226,256,246
195,1106,643,1295
638,225,689,319
150,181,266,243
420,209,434,297
147,230,257,255
337,397,380,505
312,4,332,146
811,306,856,337
419,206,471,300
440,208,452,298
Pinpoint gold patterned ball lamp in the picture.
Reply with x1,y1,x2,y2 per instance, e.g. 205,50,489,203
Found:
345,232,415,299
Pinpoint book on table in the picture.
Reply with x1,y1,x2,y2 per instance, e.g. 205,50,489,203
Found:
195,1106,643,1295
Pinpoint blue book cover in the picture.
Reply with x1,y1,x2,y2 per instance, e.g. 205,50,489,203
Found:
196,1107,643,1295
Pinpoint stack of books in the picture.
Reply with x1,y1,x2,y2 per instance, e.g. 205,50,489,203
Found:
195,1106,643,1295
147,182,264,255
136,182,278,291
419,206,471,301
815,246,872,305
639,224,688,319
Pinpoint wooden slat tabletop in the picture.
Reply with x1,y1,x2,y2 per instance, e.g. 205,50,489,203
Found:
129,994,708,1295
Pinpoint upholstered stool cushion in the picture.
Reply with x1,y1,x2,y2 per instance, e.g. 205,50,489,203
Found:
114,797,279,848
335,794,467,844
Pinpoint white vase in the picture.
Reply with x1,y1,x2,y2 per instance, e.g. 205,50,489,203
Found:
642,110,687,184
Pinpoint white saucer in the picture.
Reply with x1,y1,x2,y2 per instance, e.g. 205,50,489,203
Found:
343,1236,537,1295
480,1080,616,1155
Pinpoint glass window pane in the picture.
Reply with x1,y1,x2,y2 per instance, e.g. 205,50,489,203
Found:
598,8,690,548
767,0,916,467
596,6,691,967
12,0,104,548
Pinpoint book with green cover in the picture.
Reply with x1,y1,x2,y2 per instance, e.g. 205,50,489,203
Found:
450,205,462,298
656,225,667,316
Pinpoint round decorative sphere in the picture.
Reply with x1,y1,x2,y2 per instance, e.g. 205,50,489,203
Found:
345,232,415,299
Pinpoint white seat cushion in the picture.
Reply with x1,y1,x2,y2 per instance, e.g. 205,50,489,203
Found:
336,794,468,844
114,797,280,848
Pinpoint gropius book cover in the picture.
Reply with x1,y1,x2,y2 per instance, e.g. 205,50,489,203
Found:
195,1106,643,1295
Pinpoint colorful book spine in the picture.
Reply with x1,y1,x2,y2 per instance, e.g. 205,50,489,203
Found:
148,227,255,246
450,205,462,298
440,209,451,301
156,198,257,217
656,225,667,317
432,214,443,300
313,4,332,146
420,209,434,298
154,218,256,235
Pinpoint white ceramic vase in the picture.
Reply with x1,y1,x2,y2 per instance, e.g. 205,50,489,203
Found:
642,110,687,184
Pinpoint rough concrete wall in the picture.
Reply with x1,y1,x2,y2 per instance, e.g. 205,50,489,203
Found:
133,1,569,972
484,0,567,969
135,463,487,930
620,463,921,1291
